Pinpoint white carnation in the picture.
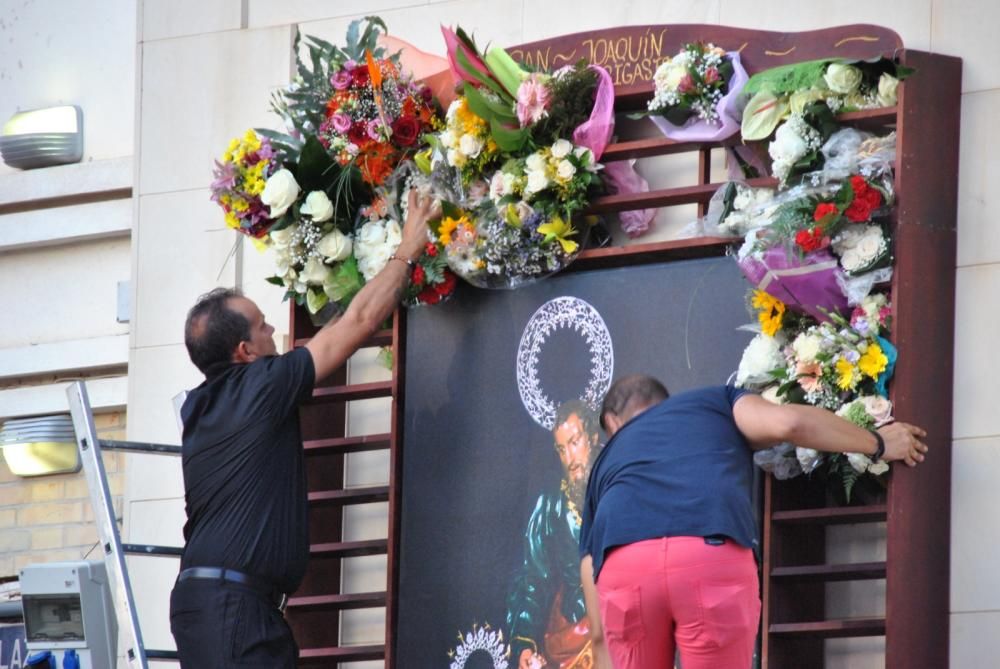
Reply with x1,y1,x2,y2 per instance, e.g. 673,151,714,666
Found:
736,334,785,388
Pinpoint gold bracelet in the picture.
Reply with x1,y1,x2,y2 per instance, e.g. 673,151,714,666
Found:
388,254,415,272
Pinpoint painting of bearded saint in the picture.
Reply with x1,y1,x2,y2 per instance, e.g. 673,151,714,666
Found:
506,399,601,669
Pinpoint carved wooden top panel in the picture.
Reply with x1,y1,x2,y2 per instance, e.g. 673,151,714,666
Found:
509,24,902,109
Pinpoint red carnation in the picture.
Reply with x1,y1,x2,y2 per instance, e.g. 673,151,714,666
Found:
417,286,441,305
425,242,438,256
795,226,829,253
844,199,872,223
862,187,883,210
392,115,421,147
813,202,838,222
411,264,425,287
434,271,457,296
351,66,370,88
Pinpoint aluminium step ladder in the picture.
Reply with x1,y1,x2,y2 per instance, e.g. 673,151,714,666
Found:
66,380,183,667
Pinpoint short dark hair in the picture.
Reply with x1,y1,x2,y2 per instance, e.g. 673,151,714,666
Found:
600,374,669,430
554,399,599,440
184,287,251,374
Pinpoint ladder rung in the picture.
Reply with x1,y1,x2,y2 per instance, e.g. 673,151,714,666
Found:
295,328,393,349
308,486,389,506
770,561,886,582
307,381,393,403
298,644,385,662
303,433,391,455
286,591,386,612
769,617,885,638
771,504,887,525
99,439,182,455
586,177,778,214
122,544,184,557
146,649,179,660
311,539,388,559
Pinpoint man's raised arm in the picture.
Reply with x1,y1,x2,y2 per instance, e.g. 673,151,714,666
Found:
306,190,439,383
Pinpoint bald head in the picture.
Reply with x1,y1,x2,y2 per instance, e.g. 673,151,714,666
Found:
600,374,669,436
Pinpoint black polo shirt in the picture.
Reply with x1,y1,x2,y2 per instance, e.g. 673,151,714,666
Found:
179,347,316,594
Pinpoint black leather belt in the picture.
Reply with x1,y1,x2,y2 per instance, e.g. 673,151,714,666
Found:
177,567,288,611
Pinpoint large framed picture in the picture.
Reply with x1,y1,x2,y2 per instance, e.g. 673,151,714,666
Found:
397,247,755,667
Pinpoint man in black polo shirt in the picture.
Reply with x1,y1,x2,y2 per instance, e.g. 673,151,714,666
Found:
169,191,437,668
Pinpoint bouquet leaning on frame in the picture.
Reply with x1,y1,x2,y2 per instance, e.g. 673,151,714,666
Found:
425,26,609,289
740,57,911,185
637,42,748,142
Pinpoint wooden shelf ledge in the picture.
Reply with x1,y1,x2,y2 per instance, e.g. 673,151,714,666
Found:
308,486,390,506
308,381,393,404
770,504,887,525
286,591,386,612
310,539,388,559
770,561,886,582
303,433,392,455
769,617,885,639
298,645,384,663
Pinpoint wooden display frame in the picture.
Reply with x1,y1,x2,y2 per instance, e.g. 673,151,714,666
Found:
288,24,959,668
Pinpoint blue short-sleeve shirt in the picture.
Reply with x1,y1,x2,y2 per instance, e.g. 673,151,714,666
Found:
580,385,757,580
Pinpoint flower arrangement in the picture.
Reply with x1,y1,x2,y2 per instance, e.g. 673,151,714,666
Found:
638,42,747,142
740,57,911,184
426,27,609,287
739,293,897,500
732,63,908,501
210,18,452,319
314,50,439,188
737,171,893,321
210,130,281,239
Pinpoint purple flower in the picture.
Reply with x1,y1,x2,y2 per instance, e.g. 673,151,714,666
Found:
210,160,237,199
366,118,385,140
330,70,352,91
331,112,352,134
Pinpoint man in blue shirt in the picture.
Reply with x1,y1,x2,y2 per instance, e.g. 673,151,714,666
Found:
579,374,928,669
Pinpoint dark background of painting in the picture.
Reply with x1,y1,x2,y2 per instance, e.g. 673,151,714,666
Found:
397,255,754,666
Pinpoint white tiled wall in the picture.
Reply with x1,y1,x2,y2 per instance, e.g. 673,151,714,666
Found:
127,0,998,663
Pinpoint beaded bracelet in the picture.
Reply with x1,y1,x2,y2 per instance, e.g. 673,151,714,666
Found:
388,254,415,271
870,429,886,462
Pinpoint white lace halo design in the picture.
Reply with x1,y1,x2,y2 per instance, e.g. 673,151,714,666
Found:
448,624,509,669
516,296,614,430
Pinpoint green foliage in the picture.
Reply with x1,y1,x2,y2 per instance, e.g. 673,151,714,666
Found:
744,58,834,96
326,256,364,304
266,17,390,154
529,63,598,146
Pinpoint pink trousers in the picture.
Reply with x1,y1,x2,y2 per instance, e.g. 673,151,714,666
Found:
596,536,760,669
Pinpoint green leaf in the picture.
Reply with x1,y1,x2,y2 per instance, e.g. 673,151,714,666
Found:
376,346,394,370
490,119,529,152
463,84,517,123
455,48,509,100
345,19,361,55
306,288,329,314
295,136,337,192
265,276,285,286
325,256,364,303
743,58,838,96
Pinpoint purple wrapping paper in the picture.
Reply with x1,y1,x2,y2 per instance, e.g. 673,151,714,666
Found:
649,51,748,143
738,247,849,321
